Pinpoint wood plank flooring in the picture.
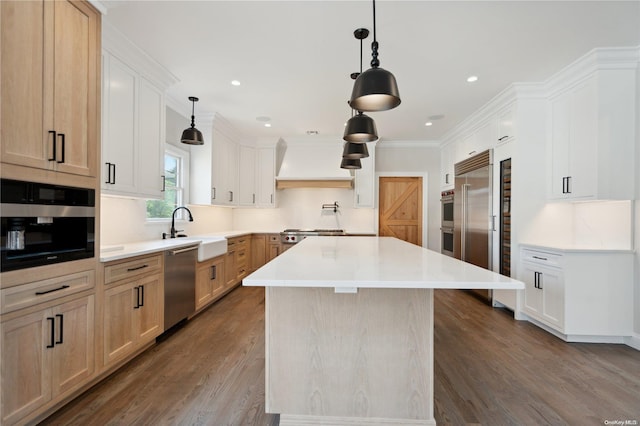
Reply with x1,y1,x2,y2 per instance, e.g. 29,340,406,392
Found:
41,286,640,426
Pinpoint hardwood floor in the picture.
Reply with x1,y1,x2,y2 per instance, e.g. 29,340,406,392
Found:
42,286,640,426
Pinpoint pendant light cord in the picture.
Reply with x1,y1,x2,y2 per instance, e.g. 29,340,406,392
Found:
371,0,379,68
190,100,196,129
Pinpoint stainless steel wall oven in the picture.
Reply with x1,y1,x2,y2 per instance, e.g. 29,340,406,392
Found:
440,190,454,257
1,179,95,272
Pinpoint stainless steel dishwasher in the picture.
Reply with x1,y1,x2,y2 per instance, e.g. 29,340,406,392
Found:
164,244,198,331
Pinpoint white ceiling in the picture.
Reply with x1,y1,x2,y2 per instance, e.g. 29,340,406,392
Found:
102,1,640,143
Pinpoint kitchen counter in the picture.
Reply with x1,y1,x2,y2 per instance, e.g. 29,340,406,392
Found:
244,236,524,291
245,236,523,426
100,238,204,262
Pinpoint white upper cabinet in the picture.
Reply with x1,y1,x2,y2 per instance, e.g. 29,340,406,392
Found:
548,68,636,200
238,145,256,206
191,114,240,207
496,105,516,144
256,147,276,208
354,143,376,208
440,143,455,190
101,24,177,199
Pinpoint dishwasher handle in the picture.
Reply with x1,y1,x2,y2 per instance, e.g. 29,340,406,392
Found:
168,245,199,256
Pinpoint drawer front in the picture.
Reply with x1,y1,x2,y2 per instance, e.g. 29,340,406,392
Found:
521,249,562,268
104,254,163,285
1,270,95,314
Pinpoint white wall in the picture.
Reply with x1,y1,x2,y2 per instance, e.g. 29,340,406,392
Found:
375,143,441,251
233,188,376,232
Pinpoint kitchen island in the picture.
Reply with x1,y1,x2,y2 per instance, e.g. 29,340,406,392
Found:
243,236,524,426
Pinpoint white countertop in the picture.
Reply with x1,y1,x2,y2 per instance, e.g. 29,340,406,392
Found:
243,236,524,291
100,239,204,262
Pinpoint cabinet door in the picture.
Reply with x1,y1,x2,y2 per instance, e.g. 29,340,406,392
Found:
550,93,571,198
196,259,215,310
267,244,280,262
239,145,256,206
521,264,543,318
51,295,95,398
225,139,239,205
251,235,267,271
135,274,164,345
225,249,237,287
540,268,564,329
136,79,164,199
256,148,276,207
209,258,226,300
102,54,137,194
496,106,515,144
567,80,597,199
50,0,99,177
440,143,454,189
0,1,50,171
1,309,52,425
103,283,136,365
354,156,375,208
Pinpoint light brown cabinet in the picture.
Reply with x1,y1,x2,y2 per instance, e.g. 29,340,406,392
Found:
103,255,164,367
0,0,100,178
1,294,94,425
251,234,267,272
225,235,250,287
195,255,225,312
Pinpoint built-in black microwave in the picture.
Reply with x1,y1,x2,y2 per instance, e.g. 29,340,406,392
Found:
1,179,95,272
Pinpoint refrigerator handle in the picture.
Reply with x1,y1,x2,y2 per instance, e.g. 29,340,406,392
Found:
461,184,469,262
492,215,497,231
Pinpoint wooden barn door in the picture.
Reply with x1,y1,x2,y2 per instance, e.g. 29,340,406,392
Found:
378,176,423,246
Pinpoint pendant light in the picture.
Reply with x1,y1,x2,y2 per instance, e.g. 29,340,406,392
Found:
342,141,369,159
349,0,401,112
340,157,362,169
344,28,378,143
181,96,204,145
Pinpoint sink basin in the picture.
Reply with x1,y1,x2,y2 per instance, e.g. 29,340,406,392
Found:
195,237,227,261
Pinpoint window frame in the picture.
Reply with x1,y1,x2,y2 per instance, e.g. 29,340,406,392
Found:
146,144,190,222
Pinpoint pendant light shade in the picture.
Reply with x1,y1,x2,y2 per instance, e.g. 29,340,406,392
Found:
343,110,378,143
349,0,400,112
349,67,400,112
181,96,204,145
342,142,369,159
340,157,362,169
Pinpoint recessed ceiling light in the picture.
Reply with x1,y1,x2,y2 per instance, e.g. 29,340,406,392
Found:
467,75,478,83
231,80,241,86
264,123,272,128
425,122,433,126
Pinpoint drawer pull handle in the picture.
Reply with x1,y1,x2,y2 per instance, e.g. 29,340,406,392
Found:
498,135,509,141
36,285,70,296
532,256,548,261
127,264,149,272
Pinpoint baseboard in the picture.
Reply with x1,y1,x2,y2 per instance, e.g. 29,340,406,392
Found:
624,333,640,351
279,414,436,426
522,313,638,348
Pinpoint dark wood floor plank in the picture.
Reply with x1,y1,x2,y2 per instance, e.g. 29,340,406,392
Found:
41,286,639,426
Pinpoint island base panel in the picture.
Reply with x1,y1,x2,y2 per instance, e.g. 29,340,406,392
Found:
266,287,435,425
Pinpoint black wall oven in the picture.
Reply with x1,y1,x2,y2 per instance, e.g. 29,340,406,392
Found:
1,179,95,272
440,190,454,257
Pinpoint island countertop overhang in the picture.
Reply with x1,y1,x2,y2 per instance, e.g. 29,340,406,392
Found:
243,236,524,291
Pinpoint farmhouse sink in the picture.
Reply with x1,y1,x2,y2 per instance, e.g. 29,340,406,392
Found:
193,236,227,261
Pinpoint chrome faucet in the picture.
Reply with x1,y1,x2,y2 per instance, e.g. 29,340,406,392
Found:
166,206,194,239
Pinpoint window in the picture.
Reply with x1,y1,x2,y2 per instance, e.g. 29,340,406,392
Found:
146,145,190,220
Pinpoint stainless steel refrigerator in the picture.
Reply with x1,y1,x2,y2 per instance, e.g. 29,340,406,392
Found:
454,150,493,302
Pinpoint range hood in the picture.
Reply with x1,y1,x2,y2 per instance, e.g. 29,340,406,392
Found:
275,141,353,189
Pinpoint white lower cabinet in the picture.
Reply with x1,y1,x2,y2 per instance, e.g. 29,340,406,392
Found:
518,246,633,342
521,261,564,330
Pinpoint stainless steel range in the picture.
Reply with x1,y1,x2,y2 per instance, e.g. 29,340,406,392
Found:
280,229,346,244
